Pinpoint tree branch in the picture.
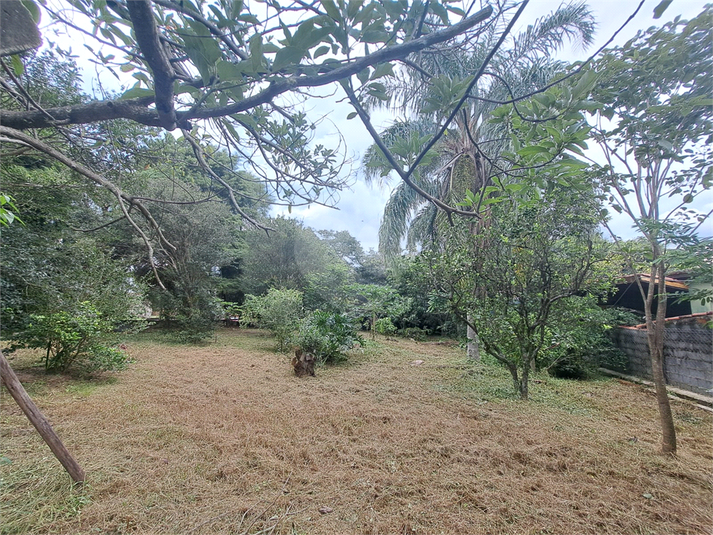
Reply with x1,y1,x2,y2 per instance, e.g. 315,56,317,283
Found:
0,126,176,287
0,6,493,131
0,97,157,130
126,0,179,130
181,129,273,232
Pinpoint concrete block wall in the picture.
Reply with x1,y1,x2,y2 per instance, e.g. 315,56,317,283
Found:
610,314,713,396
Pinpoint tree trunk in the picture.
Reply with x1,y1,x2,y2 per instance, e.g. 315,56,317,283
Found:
645,262,676,454
0,351,86,483
507,364,520,398
466,316,480,360
519,360,530,400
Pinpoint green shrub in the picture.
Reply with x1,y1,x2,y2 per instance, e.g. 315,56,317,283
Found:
148,287,220,344
296,311,363,365
400,326,428,341
375,317,398,336
242,288,304,351
543,304,640,379
173,314,215,344
16,302,131,374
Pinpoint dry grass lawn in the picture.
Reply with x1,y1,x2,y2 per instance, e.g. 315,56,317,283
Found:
1,328,711,535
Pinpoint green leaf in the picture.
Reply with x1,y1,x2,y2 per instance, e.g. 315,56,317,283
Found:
298,26,333,51
249,34,264,71
121,85,155,100
174,82,200,97
571,69,598,100
653,0,672,19
132,72,150,85
356,68,370,85
273,46,303,71
231,113,258,130
347,0,364,19
446,5,465,17
683,193,694,204
20,0,41,23
346,111,358,120
10,55,24,77
361,29,389,43
320,0,341,21
230,0,244,19
517,145,550,157
371,62,393,80
185,20,223,66
222,119,242,143
382,0,403,18
533,92,553,108
313,45,330,59
217,60,244,81
429,2,449,24
238,13,260,24
657,140,674,152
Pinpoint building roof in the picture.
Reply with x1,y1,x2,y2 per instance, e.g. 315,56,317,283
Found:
620,274,689,291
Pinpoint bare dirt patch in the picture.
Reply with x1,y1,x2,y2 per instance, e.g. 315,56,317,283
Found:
2,329,711,534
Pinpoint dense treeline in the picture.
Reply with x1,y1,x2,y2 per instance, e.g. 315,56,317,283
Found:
1,2,711,457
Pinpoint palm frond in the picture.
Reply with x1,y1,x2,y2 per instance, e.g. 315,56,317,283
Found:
365,1,596,254
406,204,439,252
378,181,422,256
506,1,595,67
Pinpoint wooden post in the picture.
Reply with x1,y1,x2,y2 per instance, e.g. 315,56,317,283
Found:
0,351,85,483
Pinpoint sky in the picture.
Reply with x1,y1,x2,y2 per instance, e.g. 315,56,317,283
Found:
272,0,712,250
41,0,711,251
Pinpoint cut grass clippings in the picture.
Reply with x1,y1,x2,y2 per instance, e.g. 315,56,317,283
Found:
1,329,711,534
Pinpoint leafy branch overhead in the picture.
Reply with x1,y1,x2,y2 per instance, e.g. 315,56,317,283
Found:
2,1,495,131
0,0,499,287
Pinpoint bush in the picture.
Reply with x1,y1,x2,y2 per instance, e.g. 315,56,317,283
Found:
401,326,428,341
16,302,131,374
543,303,640,380
242,288,304,351
148,287,221,344
295,311,363,365
375,317,398,336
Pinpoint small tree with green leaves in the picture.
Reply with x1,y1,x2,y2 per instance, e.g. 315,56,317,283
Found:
18,302,131,374
241,288,304,351
346,284,408,339
585,6,712,454
295,311,363,365
429,181,608,400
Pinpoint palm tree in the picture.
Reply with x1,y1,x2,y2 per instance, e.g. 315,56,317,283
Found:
364,1,595,254
363,1,595,357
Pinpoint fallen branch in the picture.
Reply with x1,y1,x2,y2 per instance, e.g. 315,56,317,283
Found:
0,351,85,483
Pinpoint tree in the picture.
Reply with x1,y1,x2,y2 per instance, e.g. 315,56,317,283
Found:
346,283,407,339
1,147,147,356
387,255,456,335
0,0,503,278
361,2,595,358
317,230,388,284
428,183,608,399
586,6,712,454
362,1,595,253
241,288,305,352
240,217,343,296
